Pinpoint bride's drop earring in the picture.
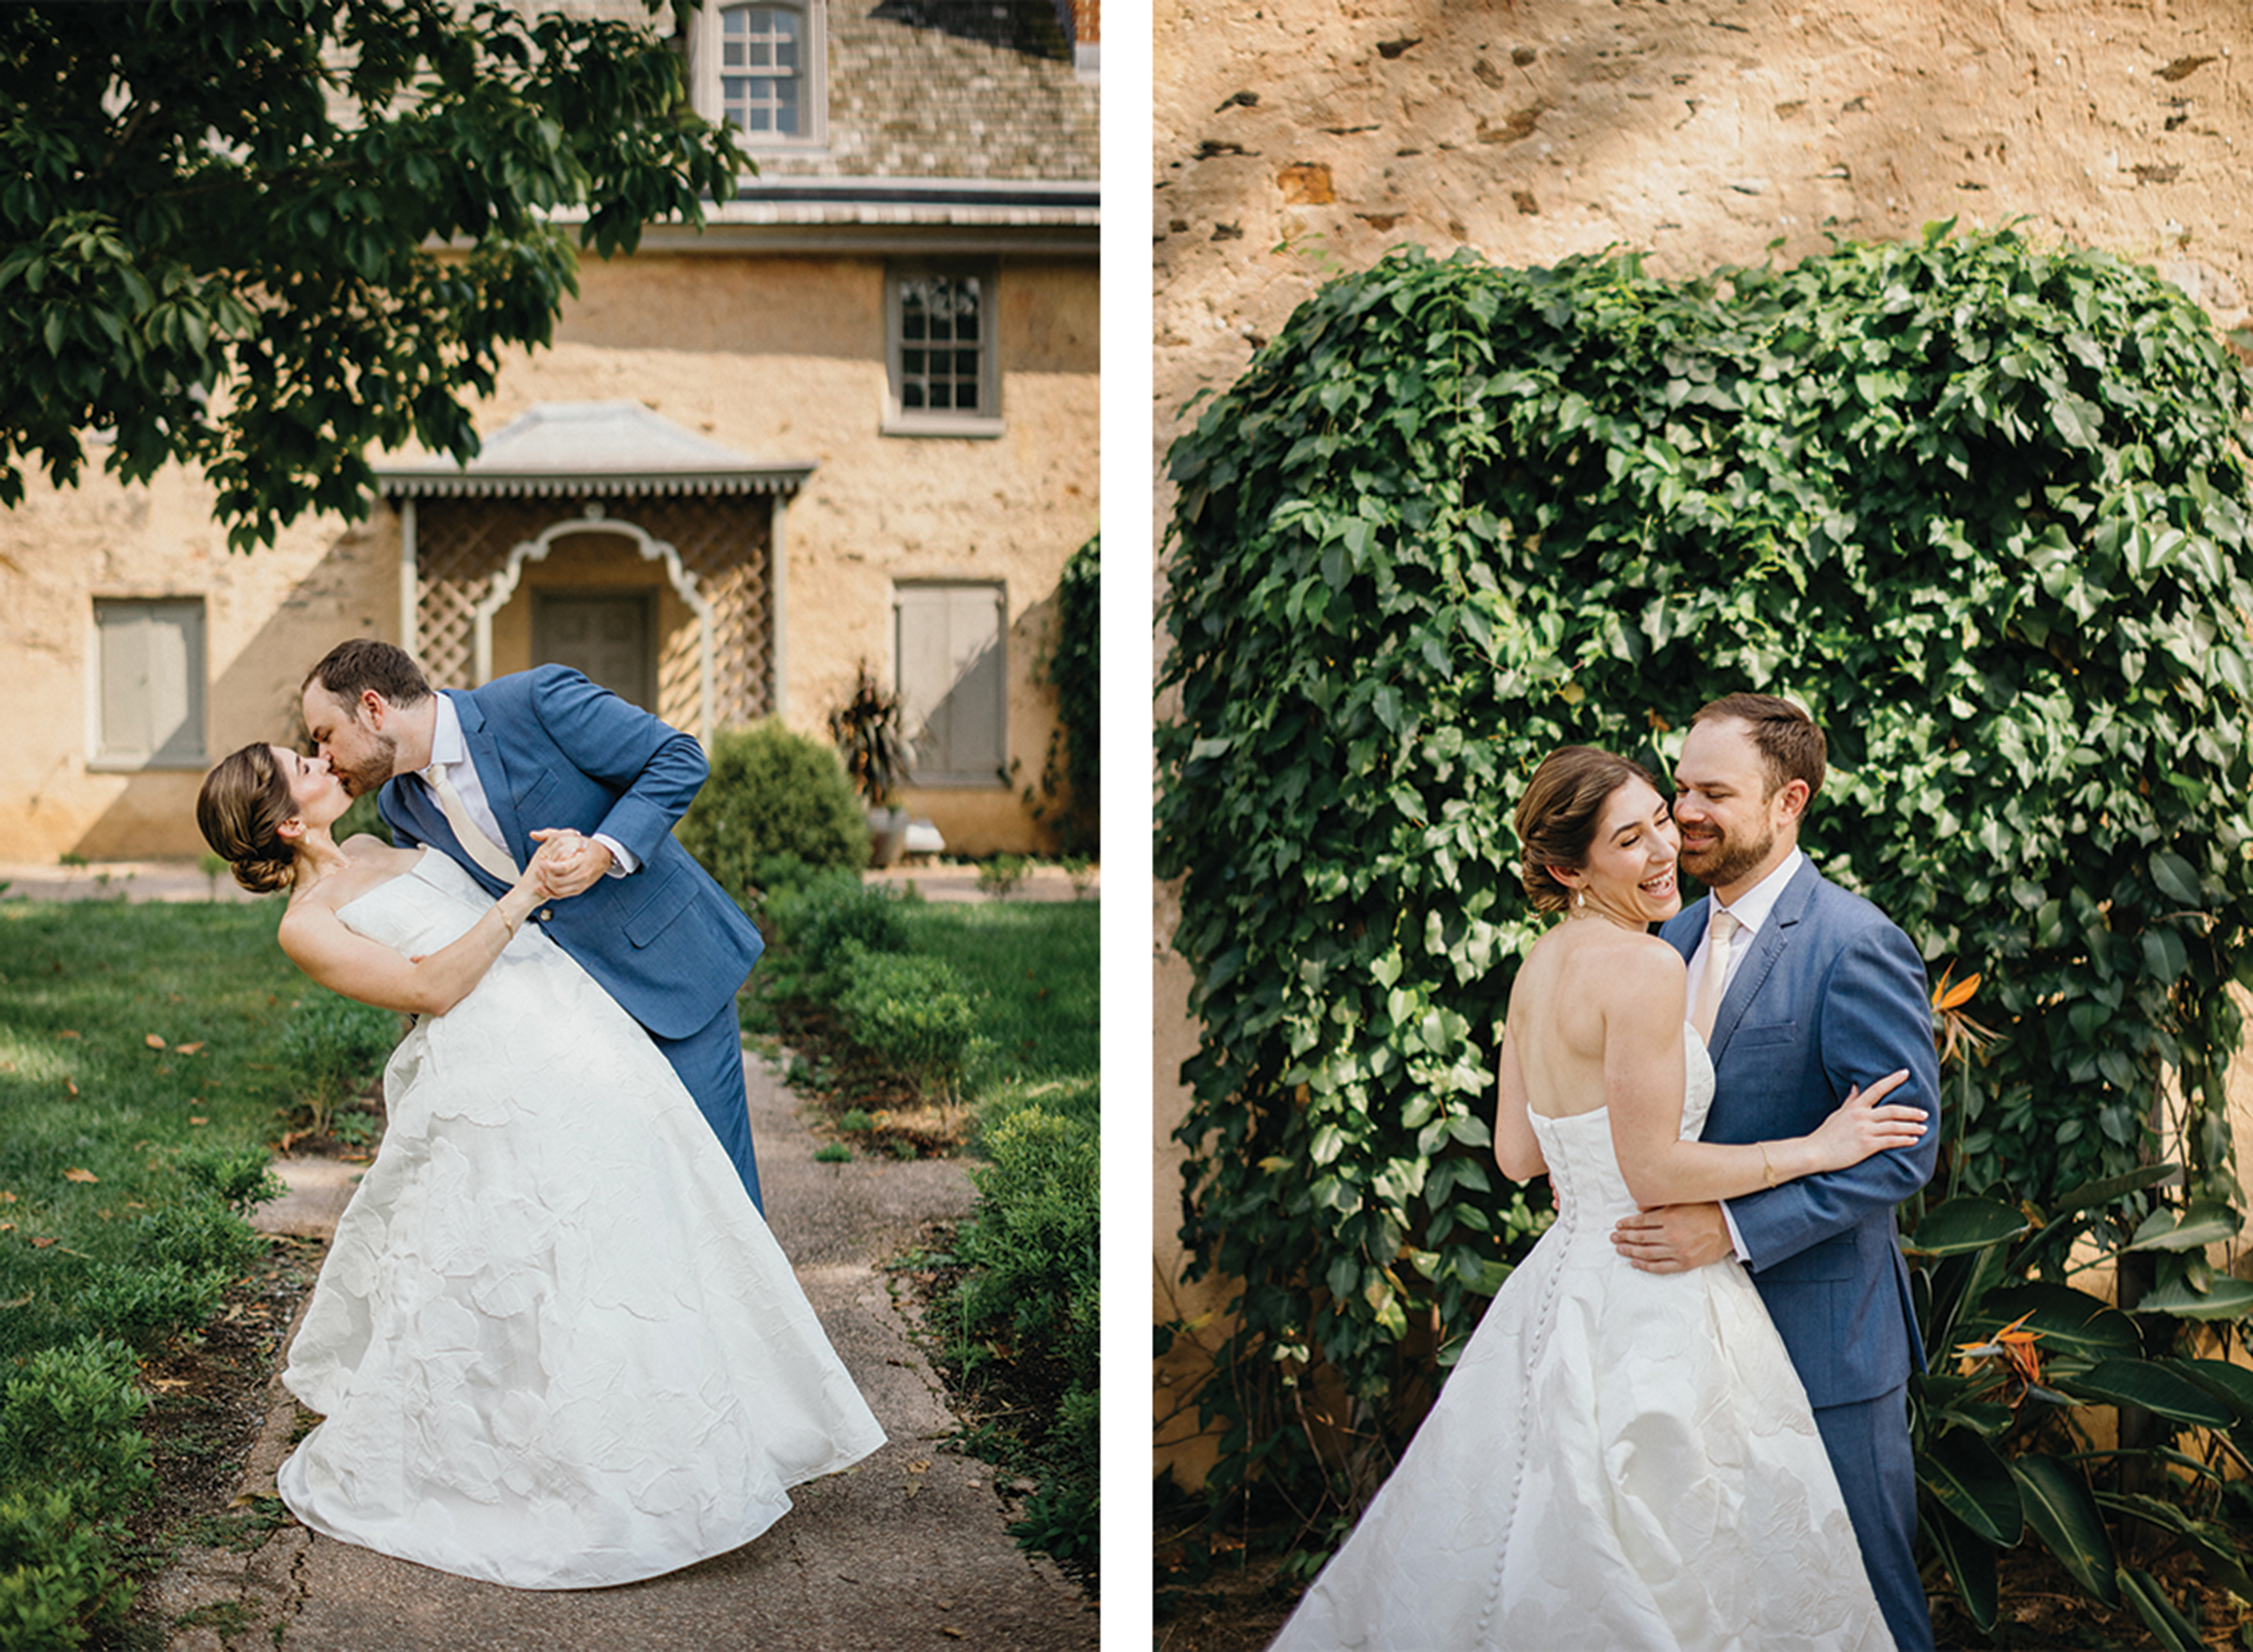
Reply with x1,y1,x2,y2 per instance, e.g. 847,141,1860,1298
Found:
1572,887,1586,911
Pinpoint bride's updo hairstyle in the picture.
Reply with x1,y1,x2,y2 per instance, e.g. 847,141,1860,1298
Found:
196,744,299,895
1513,745,1663,914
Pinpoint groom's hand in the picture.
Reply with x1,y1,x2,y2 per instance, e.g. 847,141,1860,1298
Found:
1612,1202,1733,1273
529,828,614,897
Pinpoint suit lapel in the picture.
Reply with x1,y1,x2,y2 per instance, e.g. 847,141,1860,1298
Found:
449,689,526,860
1705,859,1820,1062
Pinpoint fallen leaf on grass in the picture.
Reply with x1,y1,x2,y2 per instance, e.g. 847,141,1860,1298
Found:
145,1033,167,1049
0,1192,15,1202
55,1030,80,1039
63,1079,77,1096
189,1118,208,1126
63,1168,98,1184
0,1295,28,1309
30,1236,55,1247
175,1042,204,1055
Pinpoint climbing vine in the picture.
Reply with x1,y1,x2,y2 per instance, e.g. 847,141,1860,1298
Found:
1157,227,2253,1511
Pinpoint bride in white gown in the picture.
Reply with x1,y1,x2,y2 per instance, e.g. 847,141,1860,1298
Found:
198,742,883,1590
1271,747,1923,1651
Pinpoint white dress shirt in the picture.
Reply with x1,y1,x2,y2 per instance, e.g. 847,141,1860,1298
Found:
426,696,636,876
1691,847,1804,1262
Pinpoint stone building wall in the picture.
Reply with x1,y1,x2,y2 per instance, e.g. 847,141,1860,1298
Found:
1153,0,2253,1485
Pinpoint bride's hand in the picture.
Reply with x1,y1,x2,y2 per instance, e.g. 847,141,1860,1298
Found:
522,834,579,899
1804,1069,1924,1172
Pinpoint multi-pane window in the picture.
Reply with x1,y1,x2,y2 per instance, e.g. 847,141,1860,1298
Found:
719,4,806,138
886,266,1001,434
895,583,1006,786
93,598,205,767
898,275,983,413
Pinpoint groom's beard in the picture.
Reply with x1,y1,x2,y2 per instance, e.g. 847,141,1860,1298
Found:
331,731,399,800
1679,819,1775,892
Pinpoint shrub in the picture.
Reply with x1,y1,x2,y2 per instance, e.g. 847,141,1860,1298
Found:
0,1337,151,1509
976,854,1029,899
759,873,912,1002
676,719,871,906
75,1260,225,1354
276,990,399,1135
0,1485,133,1650
950,1104,1100,1566
176,1145,285,1219
1158,228,2253,1553
835,943,979,1104
1028,533,1100,856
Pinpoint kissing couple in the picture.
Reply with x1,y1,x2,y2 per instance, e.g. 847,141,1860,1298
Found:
1274,694,1941,1652
196,640,882,1589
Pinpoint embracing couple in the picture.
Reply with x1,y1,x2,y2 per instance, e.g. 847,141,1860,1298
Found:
1276,694,1941,1652
196,641,882,1590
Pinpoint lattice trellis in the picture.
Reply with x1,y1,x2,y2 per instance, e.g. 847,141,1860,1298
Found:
406,494,776,738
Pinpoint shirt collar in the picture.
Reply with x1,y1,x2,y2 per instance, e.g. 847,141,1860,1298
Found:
427,692,467,771
1712,846,1804,936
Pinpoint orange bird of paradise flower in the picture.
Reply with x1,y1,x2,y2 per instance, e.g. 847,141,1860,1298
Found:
1956,1309,2046,1401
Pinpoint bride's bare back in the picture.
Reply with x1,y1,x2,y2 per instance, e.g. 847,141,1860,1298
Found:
1506,920,1689,1124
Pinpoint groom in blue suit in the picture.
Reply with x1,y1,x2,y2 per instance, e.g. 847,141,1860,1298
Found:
1612,693,1940,1652
300,640,768,1211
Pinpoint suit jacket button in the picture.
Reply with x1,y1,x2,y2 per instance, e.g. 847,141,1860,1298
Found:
539,908,554,922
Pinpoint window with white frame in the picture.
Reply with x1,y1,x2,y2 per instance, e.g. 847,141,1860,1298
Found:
92,598,206,768
885,265,1002,436
691,2,826,149
895,583,1006,787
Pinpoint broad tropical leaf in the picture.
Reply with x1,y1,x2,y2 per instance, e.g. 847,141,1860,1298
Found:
2008,1456,2119,1607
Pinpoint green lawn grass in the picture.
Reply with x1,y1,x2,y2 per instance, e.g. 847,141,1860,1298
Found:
0,897,302,1361
894,898,1099,1131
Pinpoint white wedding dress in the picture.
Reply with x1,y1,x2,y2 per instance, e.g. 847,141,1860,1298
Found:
1272,1029,1893,1651
275,851,885,1589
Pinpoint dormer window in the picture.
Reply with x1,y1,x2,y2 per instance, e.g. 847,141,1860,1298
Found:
692,2,827,150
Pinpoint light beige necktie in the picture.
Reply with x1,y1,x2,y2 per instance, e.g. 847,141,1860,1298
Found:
1691,909,1741,1042
421,761,519,882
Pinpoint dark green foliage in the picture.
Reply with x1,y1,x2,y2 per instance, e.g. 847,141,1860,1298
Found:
1907,1171,2253,1641
950,1105,1100,1568
835,943,980,1104
0,1485,133,1650
176,1145,288,1220
74,1261,225,1355
756,872,911,1002
1158,228,2253,1516
1029,533,1101,855
676,719,871,907
0,1337,151,1511
0,0,746,549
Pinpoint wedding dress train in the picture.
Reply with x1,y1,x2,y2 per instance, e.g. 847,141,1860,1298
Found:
276,851,884,1589
1271,1029,1893,1651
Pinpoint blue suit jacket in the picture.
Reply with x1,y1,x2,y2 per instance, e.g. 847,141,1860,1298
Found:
1662,858,1939,1409
376,666,763,1041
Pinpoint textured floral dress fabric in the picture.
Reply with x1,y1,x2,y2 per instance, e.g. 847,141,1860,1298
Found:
1272,1030,1893,1652
276,851,885,1589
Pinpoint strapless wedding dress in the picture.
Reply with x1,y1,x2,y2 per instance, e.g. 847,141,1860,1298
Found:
1271,1029,1893,1651
275,851,884,1589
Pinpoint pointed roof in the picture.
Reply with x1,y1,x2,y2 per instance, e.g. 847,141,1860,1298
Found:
376,401,817,498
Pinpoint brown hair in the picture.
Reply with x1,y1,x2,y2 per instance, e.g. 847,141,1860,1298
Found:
1692,693,1825,801
302,639,432,712
1513,745,1662,913
195,744,299,895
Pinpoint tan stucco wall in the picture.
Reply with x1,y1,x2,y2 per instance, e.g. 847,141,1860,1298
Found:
1153,0,2253,1485
0,243,1096,864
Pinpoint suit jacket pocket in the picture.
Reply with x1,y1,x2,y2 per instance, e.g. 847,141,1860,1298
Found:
1729,1019,1798,1049
623,867,691,947
1759,1232,1855,1282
